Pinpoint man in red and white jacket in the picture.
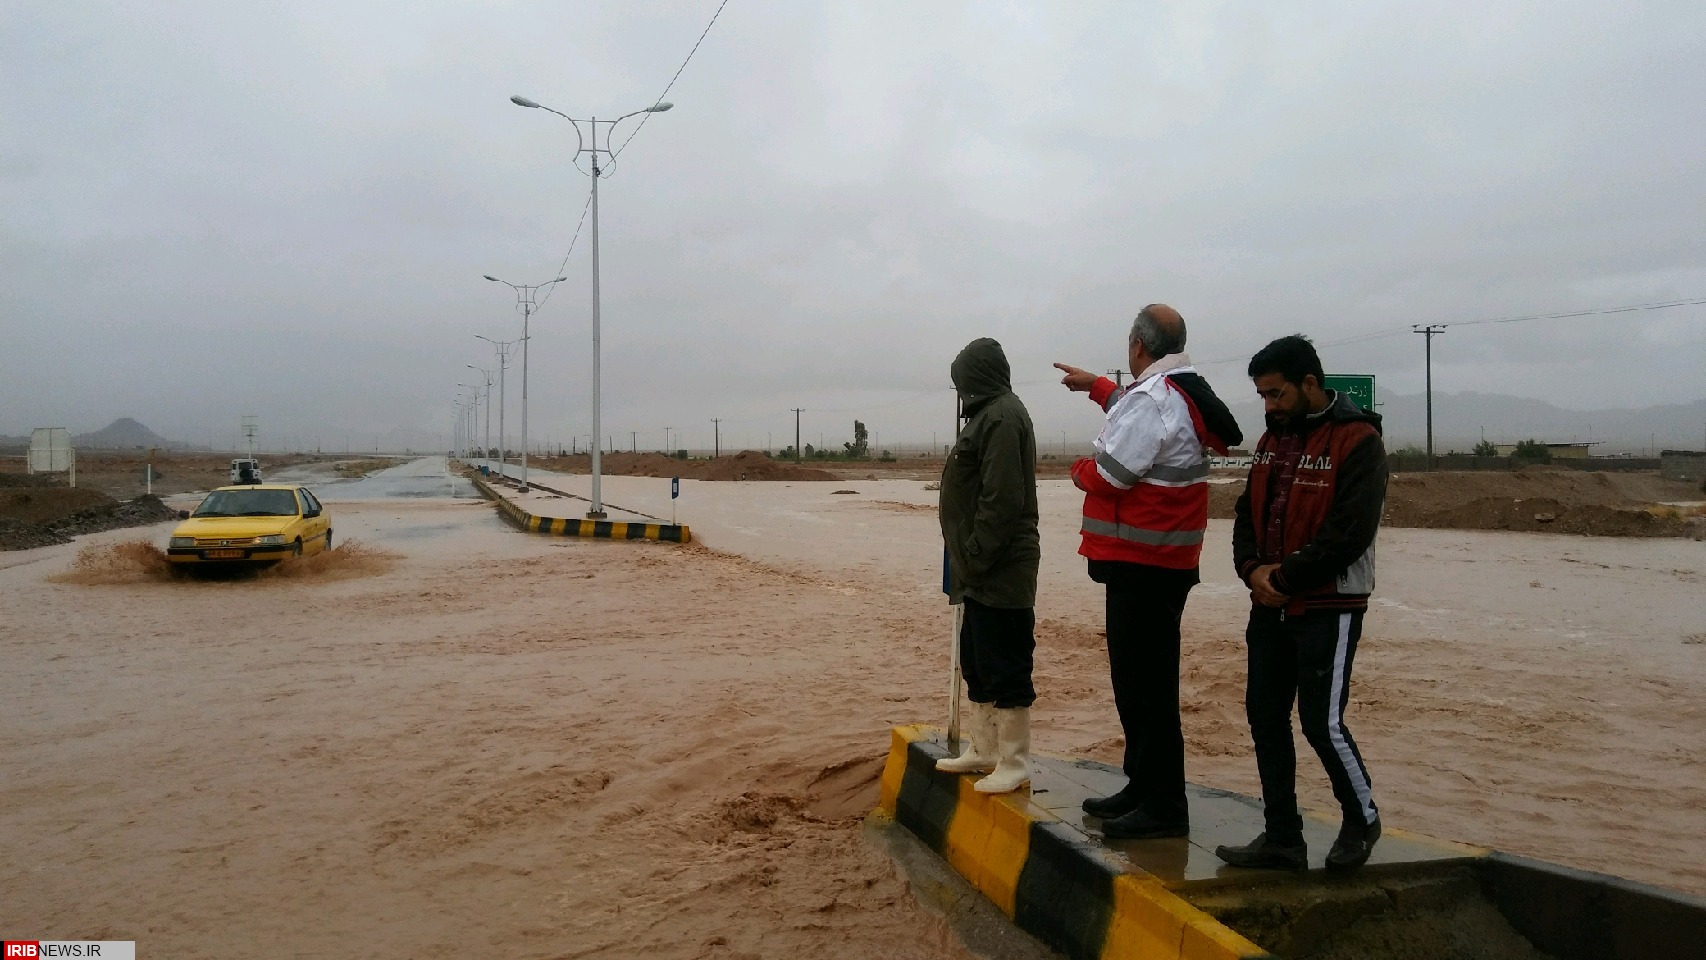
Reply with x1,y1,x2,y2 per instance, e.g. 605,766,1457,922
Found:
1055,303,1242,840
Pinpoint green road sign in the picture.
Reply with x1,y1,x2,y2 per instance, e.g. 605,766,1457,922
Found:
1323,374,1376,412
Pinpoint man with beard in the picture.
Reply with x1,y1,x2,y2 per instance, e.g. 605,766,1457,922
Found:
1217,334,1388,871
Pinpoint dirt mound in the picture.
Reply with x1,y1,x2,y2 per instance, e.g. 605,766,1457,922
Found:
530,450,837,482
0,472,63,489
1209,468,1704,538
1410,497,1698,537
1,487,113,524
0,518,71,550
1,493,187,552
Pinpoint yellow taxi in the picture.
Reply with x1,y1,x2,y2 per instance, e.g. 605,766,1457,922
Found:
166,484,333,564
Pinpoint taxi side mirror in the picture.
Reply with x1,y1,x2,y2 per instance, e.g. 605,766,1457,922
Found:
177,510,190,520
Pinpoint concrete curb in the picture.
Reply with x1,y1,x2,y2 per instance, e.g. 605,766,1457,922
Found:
468,473,691,543
878,725,1273,960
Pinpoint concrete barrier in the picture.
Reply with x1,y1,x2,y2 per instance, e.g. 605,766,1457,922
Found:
877,725,1273,959
876,724,1706,959
468,473,690,543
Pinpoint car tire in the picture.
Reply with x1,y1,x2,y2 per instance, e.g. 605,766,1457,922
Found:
292,539,303,557
325,529,333,551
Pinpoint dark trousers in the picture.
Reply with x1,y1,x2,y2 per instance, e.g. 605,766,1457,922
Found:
1091,559,1198,825
959,597,1036,709
1244,606,1379,843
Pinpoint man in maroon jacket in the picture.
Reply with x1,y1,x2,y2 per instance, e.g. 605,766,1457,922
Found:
1218,335,1388,872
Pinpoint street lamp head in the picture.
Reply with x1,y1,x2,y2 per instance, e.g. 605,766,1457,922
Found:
647,102,674,113
483,275,500,282
555,276,568,282
510,95,541,108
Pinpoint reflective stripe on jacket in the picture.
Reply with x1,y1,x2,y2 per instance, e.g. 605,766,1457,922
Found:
1074,357,1210,570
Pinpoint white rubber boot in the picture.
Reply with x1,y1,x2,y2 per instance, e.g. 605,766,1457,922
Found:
974,707,1032,794
936,701,998,773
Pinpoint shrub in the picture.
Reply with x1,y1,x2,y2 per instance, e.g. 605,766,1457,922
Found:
1512,439,1551,463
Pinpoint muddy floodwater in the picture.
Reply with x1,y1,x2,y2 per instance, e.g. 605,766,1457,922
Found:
2,476,1702,958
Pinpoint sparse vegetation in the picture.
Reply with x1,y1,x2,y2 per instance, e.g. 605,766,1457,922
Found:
1512,439,1552,463
1473,439,1499,457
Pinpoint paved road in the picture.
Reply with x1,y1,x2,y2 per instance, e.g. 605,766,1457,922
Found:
273,456,478,501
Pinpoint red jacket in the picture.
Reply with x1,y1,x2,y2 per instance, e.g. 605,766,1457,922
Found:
1074,370,1234,570
1233,392,1387,614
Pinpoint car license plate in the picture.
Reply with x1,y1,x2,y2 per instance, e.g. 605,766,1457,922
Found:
205,549,245,559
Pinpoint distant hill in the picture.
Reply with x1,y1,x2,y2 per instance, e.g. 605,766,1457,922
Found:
1372,393,1706,454
73,418,181,450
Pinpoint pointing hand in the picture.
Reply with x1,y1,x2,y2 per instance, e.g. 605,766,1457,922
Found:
1054,363,1096,392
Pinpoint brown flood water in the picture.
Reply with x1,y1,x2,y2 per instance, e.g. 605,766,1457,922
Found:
2,490,1702,958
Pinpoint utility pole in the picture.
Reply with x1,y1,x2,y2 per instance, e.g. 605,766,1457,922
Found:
1414,325,1445,470
712,418,721,458
1106,369,1127,386
792,408,804,461
631,431,637,453
665,426,672,453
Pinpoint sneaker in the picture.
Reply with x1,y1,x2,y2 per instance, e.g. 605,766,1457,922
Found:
1215,832,1307,871
1081,788,1142,819
1100,808,1189,840
1325,820,1381,871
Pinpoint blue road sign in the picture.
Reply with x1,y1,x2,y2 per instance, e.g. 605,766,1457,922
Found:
671,477,680,499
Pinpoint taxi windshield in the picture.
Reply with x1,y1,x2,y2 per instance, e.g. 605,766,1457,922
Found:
193,489,299,518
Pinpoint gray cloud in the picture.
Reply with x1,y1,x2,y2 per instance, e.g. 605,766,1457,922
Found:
4,0,1703,455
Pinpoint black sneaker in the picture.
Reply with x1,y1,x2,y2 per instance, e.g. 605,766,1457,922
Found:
1215,832,1307,871
1100,808,1189,840
1326,820,1381,871
1081,788,1142,819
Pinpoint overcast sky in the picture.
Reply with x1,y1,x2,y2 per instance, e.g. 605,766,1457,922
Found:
4,1,1704,454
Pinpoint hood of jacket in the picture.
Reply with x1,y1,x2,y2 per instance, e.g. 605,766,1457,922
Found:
951,338,1012,414
1137,352,1244,450
1271,388,1384,435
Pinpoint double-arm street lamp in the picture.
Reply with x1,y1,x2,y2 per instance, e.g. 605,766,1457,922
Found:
476,335,522,479
509,93,673,518
484,274,567,491
467,365,493,460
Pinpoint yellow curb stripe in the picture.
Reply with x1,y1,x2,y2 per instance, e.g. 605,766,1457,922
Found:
881,725,1272,960
467,472,690,543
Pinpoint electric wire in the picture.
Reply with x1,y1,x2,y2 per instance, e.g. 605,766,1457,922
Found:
613,0,731,159
534,188,595,310
533,0,731,307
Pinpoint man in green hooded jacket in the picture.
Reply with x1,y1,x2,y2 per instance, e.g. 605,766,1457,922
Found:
936,337,1041,794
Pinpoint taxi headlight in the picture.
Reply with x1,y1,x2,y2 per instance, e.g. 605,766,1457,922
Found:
169,537,195,548
255,534,287,545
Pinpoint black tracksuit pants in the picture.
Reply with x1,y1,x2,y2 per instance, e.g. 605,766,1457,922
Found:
959,597,1036,709
1091,560,1199,825
1244,606,1379,843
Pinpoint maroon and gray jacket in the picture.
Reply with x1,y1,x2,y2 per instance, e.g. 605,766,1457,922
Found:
1232,390,1387,614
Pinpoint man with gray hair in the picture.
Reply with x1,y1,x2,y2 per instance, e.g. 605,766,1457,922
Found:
1055,304,1242,839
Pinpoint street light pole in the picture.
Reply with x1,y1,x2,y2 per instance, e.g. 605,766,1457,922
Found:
468,365,493,461
477,335,519,480
510,93,674,517
484,275,566,491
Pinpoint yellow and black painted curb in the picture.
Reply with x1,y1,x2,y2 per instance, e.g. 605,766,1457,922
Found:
877,725,1272,960
880,724,1706,959
469,474,691,543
